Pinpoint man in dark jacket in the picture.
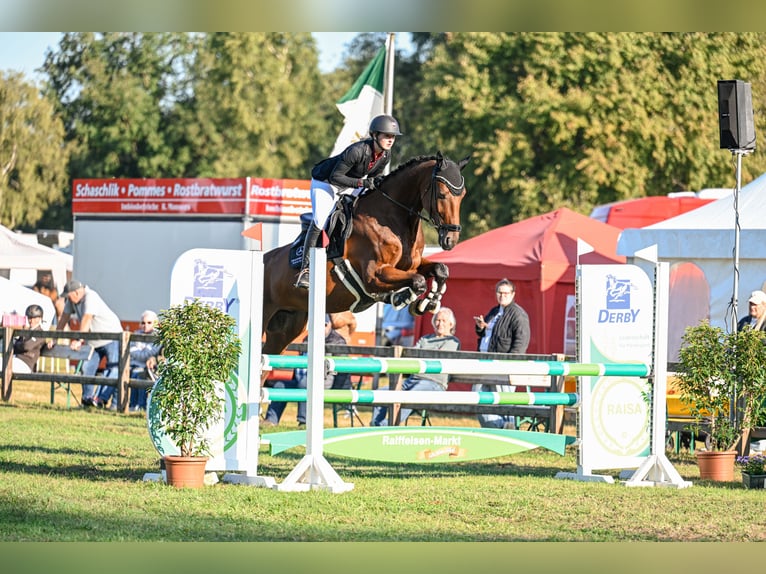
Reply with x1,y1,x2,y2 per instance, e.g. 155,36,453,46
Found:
473,278,531,429
294,114,402,289
474,279,530,354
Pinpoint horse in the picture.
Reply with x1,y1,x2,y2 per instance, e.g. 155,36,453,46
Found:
262,152,470,356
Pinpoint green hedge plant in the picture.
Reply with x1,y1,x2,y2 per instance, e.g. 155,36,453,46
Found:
676,320,766,452
152,299,241,457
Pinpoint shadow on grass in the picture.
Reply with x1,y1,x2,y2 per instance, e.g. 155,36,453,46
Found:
0,438,159,482
257,447,580,481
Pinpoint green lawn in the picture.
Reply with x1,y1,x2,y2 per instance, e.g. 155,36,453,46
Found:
1,391,765,543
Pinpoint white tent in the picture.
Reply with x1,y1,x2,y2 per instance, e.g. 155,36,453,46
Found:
618,172,766,360
0,224,72,292
0,277,57,329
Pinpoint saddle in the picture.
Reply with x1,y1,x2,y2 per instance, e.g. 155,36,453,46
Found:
289,194,357,269
288,190,422,313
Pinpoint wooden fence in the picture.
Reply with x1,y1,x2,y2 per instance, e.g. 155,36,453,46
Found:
1,327,156,411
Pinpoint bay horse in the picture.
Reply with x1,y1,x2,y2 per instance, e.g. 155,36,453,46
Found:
262,152,470,355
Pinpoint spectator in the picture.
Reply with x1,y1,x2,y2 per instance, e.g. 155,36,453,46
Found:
329,311,356,344
32,271,64,325
128,310,162,412
56,279,123,408
381,303,415,346
12,304,54,374
473,279,530,429
263,315,351,427
737,290,766,332
370,307,460,426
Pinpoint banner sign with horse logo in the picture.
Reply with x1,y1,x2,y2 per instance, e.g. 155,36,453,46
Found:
577,264,654,475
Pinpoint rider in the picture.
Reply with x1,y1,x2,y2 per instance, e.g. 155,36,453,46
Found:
294,114,403,289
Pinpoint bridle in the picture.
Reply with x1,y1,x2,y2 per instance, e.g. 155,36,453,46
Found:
379,157,464,245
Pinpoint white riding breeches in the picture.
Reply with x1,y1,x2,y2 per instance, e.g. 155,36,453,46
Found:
310,178,354,228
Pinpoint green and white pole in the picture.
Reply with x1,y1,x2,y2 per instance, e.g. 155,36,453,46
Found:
262,354,651,378
261,388,579,407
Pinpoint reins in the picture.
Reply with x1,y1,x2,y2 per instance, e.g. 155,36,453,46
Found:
378,158,464,236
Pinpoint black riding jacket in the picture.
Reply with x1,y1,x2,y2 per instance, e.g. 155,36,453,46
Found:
311,139,391,189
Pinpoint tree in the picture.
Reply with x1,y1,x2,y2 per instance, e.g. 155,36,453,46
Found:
42,32,196,180
0,71,69,230
172,32,331,178
412,33,766,238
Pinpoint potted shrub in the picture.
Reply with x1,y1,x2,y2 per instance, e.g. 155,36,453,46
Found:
151,299,241,487
676,320,766,481
736,453,766,489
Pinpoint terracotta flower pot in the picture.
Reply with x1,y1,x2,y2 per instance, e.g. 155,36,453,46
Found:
696,450,736,482
163,455,209,488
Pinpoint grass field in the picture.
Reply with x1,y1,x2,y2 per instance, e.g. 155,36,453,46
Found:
2,380,766,543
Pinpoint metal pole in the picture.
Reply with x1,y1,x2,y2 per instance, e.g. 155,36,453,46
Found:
731,150,743,333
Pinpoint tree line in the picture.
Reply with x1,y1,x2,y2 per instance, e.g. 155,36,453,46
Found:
1,32,764,239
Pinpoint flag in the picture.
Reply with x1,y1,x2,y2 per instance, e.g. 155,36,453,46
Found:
576,238,594,264
330,45,386,157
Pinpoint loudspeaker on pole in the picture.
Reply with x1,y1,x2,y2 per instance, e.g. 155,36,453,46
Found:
718,79,756,151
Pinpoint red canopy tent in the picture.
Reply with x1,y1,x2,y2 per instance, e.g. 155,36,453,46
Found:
414,208,626,356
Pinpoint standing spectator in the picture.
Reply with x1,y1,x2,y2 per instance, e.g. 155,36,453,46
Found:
263,315,350,427
32,271,64,325
12,304,54,373
370,307,460,426
56,279,123,408
737,290,766,332
128,310,162,412
473,279,530,429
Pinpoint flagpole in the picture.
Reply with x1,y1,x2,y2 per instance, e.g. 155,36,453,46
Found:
384,33,395,116
383,33,395,177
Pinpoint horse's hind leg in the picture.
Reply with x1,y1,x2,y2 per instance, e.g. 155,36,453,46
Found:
263,309,309,356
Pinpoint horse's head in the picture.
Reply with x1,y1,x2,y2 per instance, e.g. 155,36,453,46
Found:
429,151,470,250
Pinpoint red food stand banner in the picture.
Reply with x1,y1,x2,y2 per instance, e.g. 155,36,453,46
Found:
73,178,312,220
72,178,248,215
247,178,311,219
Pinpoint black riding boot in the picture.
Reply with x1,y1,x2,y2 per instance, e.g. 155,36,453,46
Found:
294,223,322,289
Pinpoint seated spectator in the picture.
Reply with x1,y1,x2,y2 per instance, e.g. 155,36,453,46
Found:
128,310,162,412
12,304,54,374
371,307,460,426
329,311,356,344
263,315,350,427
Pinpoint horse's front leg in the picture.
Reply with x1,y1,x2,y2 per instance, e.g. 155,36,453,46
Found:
370,265,429,309
409,260,449,315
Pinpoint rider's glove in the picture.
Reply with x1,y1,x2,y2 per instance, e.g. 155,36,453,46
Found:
363,176,384,190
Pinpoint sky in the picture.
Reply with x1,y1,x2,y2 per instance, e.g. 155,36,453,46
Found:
0,32,411,79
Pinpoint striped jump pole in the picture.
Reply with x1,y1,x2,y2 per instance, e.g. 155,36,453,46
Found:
261,354,651,378
261,388,579,407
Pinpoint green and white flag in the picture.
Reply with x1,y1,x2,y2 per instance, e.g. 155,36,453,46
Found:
330,45,386,156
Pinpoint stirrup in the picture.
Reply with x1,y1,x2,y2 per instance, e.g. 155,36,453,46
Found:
294,268,310,289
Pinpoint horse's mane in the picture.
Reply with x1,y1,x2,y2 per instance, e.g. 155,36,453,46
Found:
385,155,438,179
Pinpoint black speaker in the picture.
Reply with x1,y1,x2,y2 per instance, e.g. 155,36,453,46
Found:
718,79,756,150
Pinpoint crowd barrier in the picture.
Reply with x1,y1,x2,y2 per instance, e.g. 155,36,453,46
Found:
1,327,156,410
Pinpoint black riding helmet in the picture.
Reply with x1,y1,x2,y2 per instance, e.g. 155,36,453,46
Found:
25,304,44,319
369,114,403,136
